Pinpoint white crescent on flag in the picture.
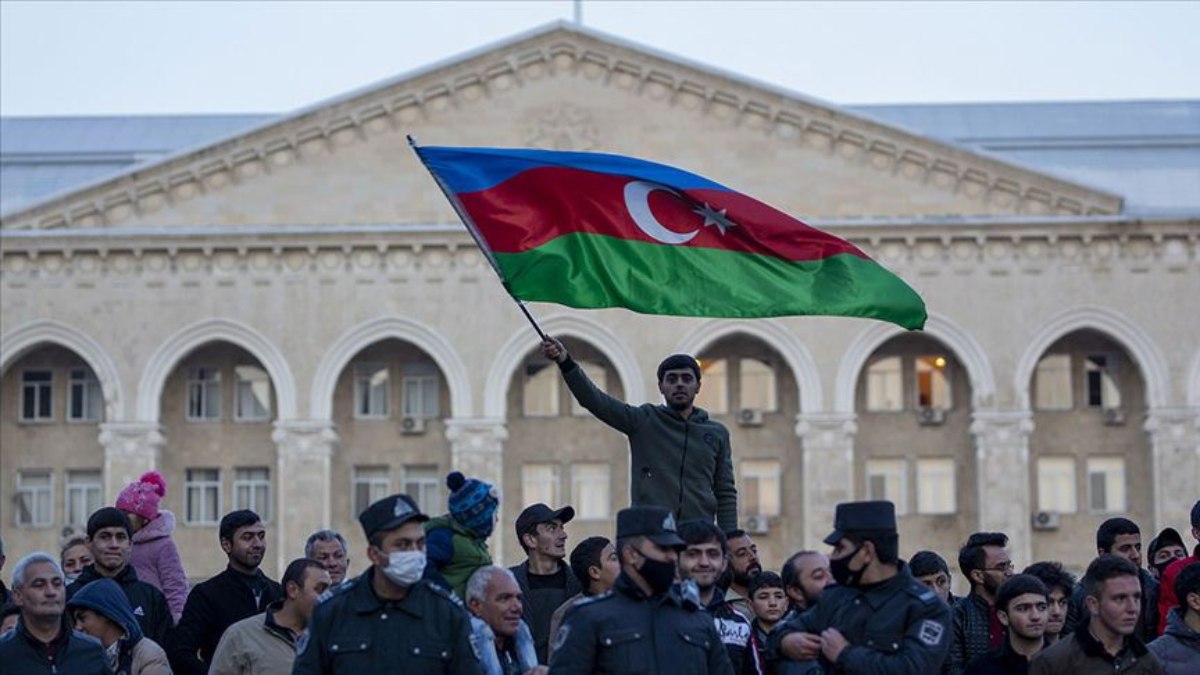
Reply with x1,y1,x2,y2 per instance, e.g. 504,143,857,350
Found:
623,180,698,245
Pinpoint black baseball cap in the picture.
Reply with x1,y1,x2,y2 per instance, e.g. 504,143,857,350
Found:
358,494,429,540
616,506,686,549
824,501,897,545
1149,528,1187,560
515,503,575,543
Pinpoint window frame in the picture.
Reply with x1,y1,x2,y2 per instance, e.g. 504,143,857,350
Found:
352,466,392,517
1086,456,1127,514
67,368,103,423
1033,353,1074,411
14,470,55,527
915,457,956,515
20,369,55,423
353,362,391,420
570,462,612,521
186,366,222,422
864,356,904,412
522,362,560,418
233,365,272,422
740,459,782,518
1036,456,1079,514
65,469,104,527
914,355,953,412
184,468,222,526
1084,353,1121,410
233,467,272,522
401,362,441,419
402,464,441,517
521,463,561,508
865,458,908,515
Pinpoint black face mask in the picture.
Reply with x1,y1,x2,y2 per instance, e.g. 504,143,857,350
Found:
1152,559,1176,578
635,547,677,596
830,545,865,587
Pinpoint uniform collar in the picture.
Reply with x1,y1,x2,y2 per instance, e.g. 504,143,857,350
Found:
856,562,912,610
349,568,426,618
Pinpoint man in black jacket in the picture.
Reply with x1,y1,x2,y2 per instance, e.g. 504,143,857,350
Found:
0,551,108,674
66,507,173,647
965,575,1049,675
1066,517,1160,642
168,509,282,675
510,503,582,664
950,532,1014,674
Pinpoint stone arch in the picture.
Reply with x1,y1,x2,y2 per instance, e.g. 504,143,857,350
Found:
834,313,996,414
1013,305,1169,411
672,319,823,415
1,319,127,421
137,318,298,421
484,314,645,419
311,315,471,420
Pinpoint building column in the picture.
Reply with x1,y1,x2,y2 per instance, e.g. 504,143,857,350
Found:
98,422,165,501
272,420,338,572
795,413,857,550
1145,407,1200,531
969,410,1034,564
445,417,508,562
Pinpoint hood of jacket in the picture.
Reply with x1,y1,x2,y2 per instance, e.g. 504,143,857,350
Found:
653,403,711,424
1164,606,1200,645
132,509,175,544
67,577,143,644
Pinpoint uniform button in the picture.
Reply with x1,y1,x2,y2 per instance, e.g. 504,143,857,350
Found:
604,638,612,646
381,613,387,620
867,640,874,646
414,647,421,654
892,643,899,650
442,651,449,658
332,645,339,651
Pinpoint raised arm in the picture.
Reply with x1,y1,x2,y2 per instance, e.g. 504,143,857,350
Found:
542,337,644,433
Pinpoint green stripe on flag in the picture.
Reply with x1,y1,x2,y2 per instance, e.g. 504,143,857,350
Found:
494,233,926,330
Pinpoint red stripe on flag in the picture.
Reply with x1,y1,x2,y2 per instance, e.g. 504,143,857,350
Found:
456,166,867,263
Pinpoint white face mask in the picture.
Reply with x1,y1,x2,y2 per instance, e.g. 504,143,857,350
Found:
381,550,426,587
64,572,81,585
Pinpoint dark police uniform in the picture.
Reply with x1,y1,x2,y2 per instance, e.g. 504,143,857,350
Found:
292,494,482,675
547,506,734,675
770,501,952,675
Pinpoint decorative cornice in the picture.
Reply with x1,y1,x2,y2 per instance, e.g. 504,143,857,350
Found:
0,26,1122,231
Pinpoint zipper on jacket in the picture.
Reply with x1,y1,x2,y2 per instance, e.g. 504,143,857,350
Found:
677,417,689,520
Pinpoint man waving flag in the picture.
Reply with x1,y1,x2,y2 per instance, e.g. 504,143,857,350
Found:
413,144,926,330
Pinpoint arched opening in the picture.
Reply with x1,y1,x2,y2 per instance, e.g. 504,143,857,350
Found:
329,338,453,559
694,333,800,567
1026,329,1151,567
502,337,627,560
853,333,975,561
1,343,107,557
158,341,280,578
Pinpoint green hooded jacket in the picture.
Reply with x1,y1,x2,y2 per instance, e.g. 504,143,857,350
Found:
424,514,492,597
560,357,738,531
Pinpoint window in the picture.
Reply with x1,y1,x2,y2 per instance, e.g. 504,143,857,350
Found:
402,362,440,418
1087,457,1126,513
185,469,221,525
915,355,951,410
353,466,391,516
916,459,956,514
741,459,782,517
1037,457,1077,513
354,363,390,419
21,370,53,421
571,362,607,416
403,464,441,516
739,358,777,412
865,459,907,514
571,463,611,519
66,470,103,526
865,357,903,411
695,358,728,414
522,363,559,417
15,470,53,526
68,369,103,422
234,468,271,521
1034,354,1073,411
187,367,221,420
522,463,560,508
234,366,272,421
1085,355,1121,410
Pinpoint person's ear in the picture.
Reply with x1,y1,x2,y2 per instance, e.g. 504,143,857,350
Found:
467,597,482,615
220,539,233,555
997,609,1011,628
969,569,984,587
522,532,537,551
861,540,877,565
588,564,602,583
1085,594,1100,616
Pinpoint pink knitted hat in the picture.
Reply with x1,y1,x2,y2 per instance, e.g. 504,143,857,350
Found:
115,471,167,521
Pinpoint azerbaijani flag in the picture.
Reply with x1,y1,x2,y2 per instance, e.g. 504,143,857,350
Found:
413,145,926,330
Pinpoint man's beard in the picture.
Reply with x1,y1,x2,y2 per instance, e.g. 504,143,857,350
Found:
982,574,1002,596
732,564,761,588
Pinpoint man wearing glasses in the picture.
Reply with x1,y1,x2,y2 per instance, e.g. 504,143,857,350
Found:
950,532,1015,674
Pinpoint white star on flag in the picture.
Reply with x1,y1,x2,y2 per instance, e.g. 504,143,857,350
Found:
693,202,738,235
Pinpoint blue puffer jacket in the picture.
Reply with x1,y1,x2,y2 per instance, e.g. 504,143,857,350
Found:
1149,607,1200,675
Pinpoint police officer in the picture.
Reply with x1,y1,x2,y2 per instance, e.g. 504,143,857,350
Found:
770,501,951,675
548,505,734,675
293,493,482,674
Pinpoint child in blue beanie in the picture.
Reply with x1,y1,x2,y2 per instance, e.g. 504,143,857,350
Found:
424,471,500,597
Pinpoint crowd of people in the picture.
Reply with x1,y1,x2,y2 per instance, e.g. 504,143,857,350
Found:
0,343,1196,674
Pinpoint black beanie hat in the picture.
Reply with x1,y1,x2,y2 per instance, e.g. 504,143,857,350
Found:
657,354,701,382
87,507,133,539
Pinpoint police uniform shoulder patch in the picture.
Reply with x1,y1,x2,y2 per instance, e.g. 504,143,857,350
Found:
918,619,945,646
425,580,465,607
574,590,613,607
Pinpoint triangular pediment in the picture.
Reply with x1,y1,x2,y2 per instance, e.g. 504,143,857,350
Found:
0,22,1122,231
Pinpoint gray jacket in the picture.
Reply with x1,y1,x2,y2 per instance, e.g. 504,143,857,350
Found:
560,358,738,531
1149,608,1200,675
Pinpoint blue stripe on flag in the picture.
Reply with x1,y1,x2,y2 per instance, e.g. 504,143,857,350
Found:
415,146,731,194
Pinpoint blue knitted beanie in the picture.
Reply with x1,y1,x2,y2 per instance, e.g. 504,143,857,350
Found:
447,471,498,538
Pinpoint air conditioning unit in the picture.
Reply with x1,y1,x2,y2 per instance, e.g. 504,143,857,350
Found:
743,513,770,534
400,416,427,435
1032,511,1061,531
737,408,764,427
917,407,946,425
1102,408,1126,426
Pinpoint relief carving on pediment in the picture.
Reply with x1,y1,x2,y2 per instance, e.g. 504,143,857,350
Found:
523,104,599,151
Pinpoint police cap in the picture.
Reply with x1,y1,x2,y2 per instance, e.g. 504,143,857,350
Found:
359,493,429,540
824,500,897,545
616,506,686,549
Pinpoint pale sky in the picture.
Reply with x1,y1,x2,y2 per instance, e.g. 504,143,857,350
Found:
2,0,1197,116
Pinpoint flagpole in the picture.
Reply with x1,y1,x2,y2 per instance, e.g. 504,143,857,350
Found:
407,135,548,341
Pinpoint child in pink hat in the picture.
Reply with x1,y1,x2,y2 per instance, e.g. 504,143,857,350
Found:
116,471,188,621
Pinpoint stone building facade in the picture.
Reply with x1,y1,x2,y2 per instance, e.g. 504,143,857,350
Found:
2,24,1197,582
